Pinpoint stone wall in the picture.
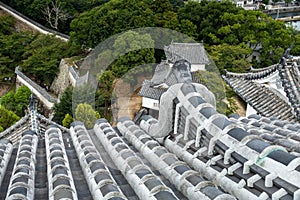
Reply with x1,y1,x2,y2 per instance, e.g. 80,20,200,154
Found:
50,59,72,96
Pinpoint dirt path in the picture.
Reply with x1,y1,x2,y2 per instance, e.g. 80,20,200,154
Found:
233,96,246,116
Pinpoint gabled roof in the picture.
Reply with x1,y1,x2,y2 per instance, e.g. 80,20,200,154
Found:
224,57,300,122
149,61,171,86
138,80,165,100
1,79,300,199
164,42,210,65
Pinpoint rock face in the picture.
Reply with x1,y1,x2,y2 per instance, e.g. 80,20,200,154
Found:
50,59,72,96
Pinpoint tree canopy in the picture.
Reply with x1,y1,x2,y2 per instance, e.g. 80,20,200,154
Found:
53,87,73,124
2,0,109,32
75,103,100,129
21,34,80,85
0,106,20,130
1,86,32,116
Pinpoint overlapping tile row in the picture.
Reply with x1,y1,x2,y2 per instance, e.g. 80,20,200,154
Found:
6,130,38,200
116,118,236,200
45,125,78,200
0,139,13,187
94,119,180,200
224,64,278,80
70,122,126,200
0,115,30,144
140,82,300,199
36,113,69,133
223,76,296,122
278,61,300,120
229,114,300,156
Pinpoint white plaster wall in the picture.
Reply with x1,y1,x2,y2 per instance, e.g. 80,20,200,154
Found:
246,103,257,117
142,97,159,110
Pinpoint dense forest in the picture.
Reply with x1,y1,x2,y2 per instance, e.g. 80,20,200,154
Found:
1,0,300,127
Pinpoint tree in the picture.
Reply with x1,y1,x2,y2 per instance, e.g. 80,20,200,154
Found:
70,0,157,47
1,86,31,116
96,70,115,117
75,103,100,129
95,31,155,80
0,15,15,35
43,0,71,30
14,86,32,116
62,113,73,128
1,91,15,111
3,0,109,33
291,33,300,56
178,1,241,43
169,0,184,9
208,43,252,73
22,34,80,85
0,32,36,79
53,87,73,124
0,106,20,130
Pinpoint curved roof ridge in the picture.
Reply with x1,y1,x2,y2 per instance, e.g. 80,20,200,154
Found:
225,65,278,80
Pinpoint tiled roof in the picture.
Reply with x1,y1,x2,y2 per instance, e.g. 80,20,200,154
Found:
138,80,166,100
224,57,300,122
150,61,171,86
1,81,300,199
139,69,202,100
164,42,210,65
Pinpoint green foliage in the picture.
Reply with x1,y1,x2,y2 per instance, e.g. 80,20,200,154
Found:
95,31,155,82
1,91,15,111
0,106,20,130
169,0,184,9
70,0,156,47
53,87,73,124
75,103,100,129
3,0,109,32
0,15,15,35
208,43,252,73
178,1,294,68
178,1,241,43
0,32,36,79
14,86,32,116
72,83,97,113
22,34,80,85
62,113,73,128
96,70,115,118
1,86,31,116
290,33,300,56
225,85,240,115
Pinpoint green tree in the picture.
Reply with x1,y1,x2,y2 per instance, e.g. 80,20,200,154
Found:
208,43,252,73
169,0,184,9
0,32,36,79
291,34,300,56
94,31,155,83
178,1,241,43
0,106,20,130
75,103,100,129
62,113,73,128
70,0,157,47
0,15,15,35
53,87,73,124
3,0,109,33
1,91,15,112
14,86,32,116
96,70,115,117
1,86,31,116
22,34,79,85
